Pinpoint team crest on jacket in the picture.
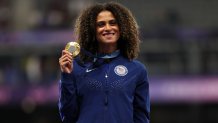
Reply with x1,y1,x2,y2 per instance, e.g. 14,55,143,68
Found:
114,65,128,76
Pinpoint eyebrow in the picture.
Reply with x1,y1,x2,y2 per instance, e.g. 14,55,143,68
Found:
96,19,116,23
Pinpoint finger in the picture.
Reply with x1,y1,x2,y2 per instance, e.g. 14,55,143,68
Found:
60,53,73,62
60,61,72,68
62,50,72,56
59,59,72,67
60,65,71,73
62,53,73,60
59,53,73,61
63,67,71,74
61,61,72,71
59,56,73,63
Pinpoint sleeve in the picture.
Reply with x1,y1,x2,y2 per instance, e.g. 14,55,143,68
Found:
58,72,80,123
133,65,150,123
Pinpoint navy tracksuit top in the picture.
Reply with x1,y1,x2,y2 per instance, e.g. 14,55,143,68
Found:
59,54,150,123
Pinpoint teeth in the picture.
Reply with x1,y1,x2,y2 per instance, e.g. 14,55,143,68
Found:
103,33,114,36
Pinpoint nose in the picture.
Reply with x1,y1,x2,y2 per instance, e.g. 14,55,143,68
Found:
105,23,112,31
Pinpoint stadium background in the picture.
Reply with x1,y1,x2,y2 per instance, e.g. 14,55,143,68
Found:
0,0,218,123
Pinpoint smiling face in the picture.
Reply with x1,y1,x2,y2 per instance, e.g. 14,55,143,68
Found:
96,10,120,49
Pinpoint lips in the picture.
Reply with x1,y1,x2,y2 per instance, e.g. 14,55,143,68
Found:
103,33,115,36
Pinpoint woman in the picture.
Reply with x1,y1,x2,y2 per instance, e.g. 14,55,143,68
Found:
59,2,150,123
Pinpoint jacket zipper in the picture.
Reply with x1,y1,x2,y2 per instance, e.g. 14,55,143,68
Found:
104,63,110,123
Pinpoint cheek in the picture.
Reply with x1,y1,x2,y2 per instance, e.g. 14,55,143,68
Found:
97,28,103,34
117,30,120,38
116,27,120,35
96,29,102,38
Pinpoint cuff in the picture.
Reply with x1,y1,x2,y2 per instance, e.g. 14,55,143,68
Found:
61,72,74,83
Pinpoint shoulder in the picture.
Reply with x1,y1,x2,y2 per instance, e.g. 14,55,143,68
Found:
118,56,148,74
132,59,149,82
132,59,148,72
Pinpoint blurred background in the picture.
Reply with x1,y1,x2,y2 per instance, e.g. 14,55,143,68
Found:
0,0,218,123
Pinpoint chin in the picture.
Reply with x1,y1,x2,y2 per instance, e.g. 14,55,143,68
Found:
103,41,117,44
102,38,118,43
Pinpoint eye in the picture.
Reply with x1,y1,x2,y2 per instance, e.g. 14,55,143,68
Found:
97,21,105,27
109,20,117,26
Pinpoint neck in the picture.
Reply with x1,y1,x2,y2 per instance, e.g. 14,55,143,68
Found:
98,43,117,54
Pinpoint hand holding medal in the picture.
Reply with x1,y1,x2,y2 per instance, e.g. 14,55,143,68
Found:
59,41,80,73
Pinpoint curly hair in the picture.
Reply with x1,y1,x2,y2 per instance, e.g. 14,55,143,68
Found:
74,2,140,62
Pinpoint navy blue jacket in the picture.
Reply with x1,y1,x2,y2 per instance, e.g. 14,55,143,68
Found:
59,55,150,123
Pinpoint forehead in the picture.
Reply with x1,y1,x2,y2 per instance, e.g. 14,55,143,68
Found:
96,10,116,22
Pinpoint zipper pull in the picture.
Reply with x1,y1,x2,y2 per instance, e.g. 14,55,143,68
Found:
105,74,108,78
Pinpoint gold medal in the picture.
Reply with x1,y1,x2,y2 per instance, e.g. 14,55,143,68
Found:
65,42,80,57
